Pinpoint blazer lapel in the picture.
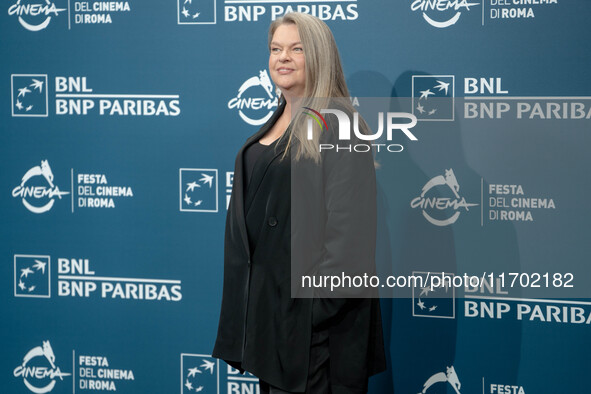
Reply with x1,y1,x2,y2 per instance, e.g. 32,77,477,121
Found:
233,100,286,257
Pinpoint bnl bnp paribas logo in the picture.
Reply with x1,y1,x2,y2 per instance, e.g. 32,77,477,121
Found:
181,354,218,393
410,168,478,226
181,354,260,394
179,169,218,212
228,70,279,126
11,75,181,117
8,0,66,31
412,75,455,121
11,75,49,117
412,271,456,319
14,255,51,298
13,340,71,394
177,0,216,24
410,0,480,28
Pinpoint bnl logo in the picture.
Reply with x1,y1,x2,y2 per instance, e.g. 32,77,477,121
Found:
179,169,218,212
181,354,218,393
412,271,455,319
181,354,260,394
177,0,216,24
412,75,455,121
14,255,51,298
11,74,48,117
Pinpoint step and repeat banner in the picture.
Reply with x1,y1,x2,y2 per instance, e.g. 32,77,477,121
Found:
2,1,590,393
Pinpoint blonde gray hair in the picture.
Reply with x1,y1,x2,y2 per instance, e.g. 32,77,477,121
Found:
269,13,357,161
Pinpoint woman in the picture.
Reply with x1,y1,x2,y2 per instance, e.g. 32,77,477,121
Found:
213,12,385,393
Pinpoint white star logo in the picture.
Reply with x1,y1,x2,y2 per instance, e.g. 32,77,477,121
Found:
419,89,434,100
20,267,34,278
186,181,200,192
18,87,31,98
200,174,213,188
187,367,201,378
30,79,44,93
434,80,450,95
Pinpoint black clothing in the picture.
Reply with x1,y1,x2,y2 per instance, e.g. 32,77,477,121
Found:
213,100,386,393
244,141,275,187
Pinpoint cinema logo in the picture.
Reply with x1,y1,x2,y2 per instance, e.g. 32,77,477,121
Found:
411,169,478,226
13,340,71,393
304,107,418,153
419,365,461,394
420,364,528,394
12,160,70,214
410,0,480,28
228,70,278,126
8,0,66,31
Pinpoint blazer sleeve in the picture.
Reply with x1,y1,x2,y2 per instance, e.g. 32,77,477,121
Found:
311,122,378,329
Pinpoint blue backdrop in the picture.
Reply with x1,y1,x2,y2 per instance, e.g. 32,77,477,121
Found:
2,1,591,393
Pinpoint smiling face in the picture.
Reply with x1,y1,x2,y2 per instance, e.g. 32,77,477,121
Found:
269,23,306,98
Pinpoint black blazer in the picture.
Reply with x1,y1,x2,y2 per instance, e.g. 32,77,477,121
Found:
213,100,386,393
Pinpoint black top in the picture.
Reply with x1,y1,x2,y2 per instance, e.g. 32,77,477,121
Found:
243,140,275,188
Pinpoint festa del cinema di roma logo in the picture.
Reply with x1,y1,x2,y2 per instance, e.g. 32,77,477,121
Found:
13,340,71,393
411,168,477,226
410,0,480,28
419,365,461,394
8,0,66,31
228,70,279,126
12,160,69,214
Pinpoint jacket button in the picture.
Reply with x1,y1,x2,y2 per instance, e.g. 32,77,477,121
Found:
268,216,278,227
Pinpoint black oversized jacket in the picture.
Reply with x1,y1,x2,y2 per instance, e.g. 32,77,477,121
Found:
212,100,386,393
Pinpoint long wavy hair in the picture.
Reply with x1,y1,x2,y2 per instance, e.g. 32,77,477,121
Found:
269,13,357,162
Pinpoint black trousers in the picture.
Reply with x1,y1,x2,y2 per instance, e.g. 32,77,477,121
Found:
259,328,331,394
